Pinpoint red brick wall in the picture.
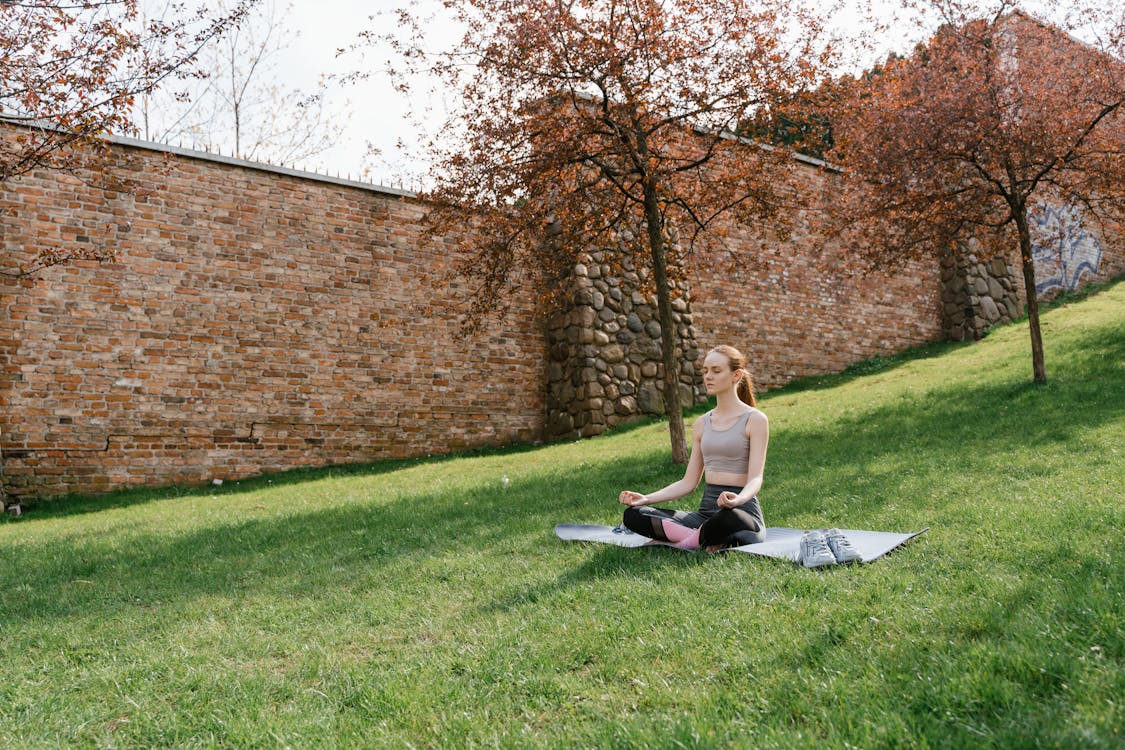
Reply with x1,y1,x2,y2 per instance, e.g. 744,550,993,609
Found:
19,137,1111,500
0,141,545,499
690,161,944,389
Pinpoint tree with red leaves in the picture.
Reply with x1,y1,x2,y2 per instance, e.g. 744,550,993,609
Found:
826,1,1125,383
0,0,255,273
387,0,830,461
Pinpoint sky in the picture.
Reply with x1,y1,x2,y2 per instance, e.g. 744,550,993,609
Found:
271,0,459,187
246,0,1079,188
261,0,919,186
278,0,909,185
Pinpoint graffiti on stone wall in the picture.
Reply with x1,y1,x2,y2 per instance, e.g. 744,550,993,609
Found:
1030,203,1103,294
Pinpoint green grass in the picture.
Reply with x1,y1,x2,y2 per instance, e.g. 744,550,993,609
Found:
2,281,1123,749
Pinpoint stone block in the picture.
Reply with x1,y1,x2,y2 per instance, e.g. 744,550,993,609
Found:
637,382,664,414
602,344,624,363
574,287,595,306
547,412,574,435
575,306,596,327
987,278,1005,300
980,296,1000,323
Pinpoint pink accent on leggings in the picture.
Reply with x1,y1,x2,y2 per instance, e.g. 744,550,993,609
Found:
661,520,700,550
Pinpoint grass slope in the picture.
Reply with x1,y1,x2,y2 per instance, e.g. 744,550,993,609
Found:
1,282,1122,749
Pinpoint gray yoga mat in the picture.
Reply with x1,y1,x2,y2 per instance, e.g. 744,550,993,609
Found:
554,524,928,564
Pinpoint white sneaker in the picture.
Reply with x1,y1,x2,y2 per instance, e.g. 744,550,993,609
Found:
798,530,836,568
823,528,863,564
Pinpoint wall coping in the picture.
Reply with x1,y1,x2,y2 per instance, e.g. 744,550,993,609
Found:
6,116,830,198
0,116,416,200
104,133,419,199
108,131,835,189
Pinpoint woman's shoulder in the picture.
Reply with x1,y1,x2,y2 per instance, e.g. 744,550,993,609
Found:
742,407,769,431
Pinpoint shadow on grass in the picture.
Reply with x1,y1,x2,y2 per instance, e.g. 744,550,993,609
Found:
480,541,705,615
5,288,1121,636
0,446,682,626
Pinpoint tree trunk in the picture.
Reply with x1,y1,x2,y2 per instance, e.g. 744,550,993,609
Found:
642,180,689,463
1014,206,1047,383
0,425,7,514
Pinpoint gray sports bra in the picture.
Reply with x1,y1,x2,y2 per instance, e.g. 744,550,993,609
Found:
700,410,752,474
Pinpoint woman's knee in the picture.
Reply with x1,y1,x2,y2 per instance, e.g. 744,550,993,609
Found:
621,506,647,534
699,507,764,547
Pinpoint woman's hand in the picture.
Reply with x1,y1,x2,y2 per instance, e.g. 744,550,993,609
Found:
619,490,648,507
717,491,744,509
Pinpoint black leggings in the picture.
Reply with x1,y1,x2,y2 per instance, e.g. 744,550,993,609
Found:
621,483,767,547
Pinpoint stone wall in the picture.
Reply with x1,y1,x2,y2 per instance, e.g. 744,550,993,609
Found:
544,248,705,441
940,250,1022,341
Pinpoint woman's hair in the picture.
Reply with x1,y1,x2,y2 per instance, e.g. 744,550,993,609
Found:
709,345,757,407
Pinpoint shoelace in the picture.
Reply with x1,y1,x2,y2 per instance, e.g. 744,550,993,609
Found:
827,533,858,556
803,535,833,559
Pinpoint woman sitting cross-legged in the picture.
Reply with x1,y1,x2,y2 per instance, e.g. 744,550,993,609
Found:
619,345,768,552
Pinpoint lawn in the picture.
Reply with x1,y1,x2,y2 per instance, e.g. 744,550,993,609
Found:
1,281,1122,749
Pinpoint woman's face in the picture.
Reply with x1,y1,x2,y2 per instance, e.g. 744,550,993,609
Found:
702,351,740,395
